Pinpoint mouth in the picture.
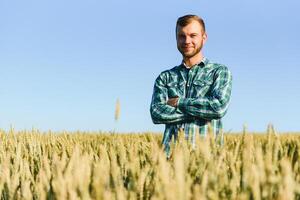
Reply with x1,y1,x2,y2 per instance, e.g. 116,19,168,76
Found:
182,46,194,51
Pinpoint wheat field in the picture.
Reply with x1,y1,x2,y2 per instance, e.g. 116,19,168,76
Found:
0,127,299,200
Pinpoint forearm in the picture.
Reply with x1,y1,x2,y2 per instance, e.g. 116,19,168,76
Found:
150,72,190,124
177,97,229,119
150,102,187,124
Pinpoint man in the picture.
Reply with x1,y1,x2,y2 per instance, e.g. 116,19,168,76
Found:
150,14,232,156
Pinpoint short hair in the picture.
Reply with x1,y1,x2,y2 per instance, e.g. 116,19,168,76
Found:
176,14,206,33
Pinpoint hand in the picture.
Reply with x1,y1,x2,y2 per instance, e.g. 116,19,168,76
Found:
167,97,179,107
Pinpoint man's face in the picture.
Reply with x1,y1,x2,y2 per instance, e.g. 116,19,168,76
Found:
176,20,207,58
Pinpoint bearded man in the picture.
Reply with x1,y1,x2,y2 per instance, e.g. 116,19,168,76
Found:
150,14,232,156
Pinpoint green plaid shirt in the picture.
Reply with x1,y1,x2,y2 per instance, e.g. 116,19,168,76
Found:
150,57,232,154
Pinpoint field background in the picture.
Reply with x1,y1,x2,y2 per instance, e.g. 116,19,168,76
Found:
0,128,300,200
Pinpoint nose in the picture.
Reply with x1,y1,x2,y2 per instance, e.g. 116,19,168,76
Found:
184,36,191,44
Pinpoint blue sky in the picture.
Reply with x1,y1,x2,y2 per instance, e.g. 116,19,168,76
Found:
0,0,299,133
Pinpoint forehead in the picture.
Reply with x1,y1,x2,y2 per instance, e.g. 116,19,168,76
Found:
176,20,203,34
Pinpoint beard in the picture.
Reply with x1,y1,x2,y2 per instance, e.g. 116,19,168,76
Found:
177,41,203,59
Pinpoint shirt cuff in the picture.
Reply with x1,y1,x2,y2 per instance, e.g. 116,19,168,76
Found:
177,97,187,110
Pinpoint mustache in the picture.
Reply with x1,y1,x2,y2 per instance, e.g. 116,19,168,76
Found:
181,45,194,47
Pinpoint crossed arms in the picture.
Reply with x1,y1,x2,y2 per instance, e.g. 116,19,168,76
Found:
150,66,232,124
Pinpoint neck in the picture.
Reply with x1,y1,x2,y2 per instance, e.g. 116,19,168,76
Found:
183,53,204,68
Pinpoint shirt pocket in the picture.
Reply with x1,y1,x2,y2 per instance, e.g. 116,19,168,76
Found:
191,79,213,97
167,82,185,98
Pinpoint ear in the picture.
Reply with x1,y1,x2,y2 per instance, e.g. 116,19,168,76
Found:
202,32,208,44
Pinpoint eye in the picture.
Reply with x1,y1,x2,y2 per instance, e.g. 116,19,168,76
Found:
191,34,198,38
178,34,186,39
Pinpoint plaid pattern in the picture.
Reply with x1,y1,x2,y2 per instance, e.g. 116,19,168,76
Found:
150,57,232,156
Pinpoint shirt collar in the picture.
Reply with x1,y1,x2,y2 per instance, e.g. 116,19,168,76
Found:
182,57,209,69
